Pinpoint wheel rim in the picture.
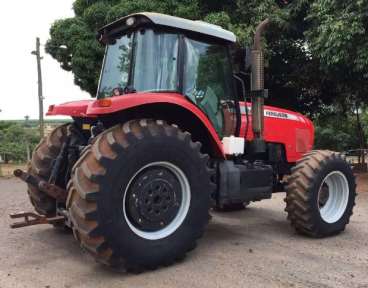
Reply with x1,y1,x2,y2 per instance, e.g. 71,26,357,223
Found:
123,162,191,240
318,171,349,223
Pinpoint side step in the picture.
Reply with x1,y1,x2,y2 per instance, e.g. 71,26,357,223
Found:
9,212,65,229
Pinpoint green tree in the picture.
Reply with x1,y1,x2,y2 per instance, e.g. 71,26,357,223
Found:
304,0,368,160
0,123,40,163
46,1,291,98
314,113,360,152
45,1,344,115
46,0,204,95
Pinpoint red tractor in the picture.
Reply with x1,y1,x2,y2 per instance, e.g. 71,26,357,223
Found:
12,13,356,272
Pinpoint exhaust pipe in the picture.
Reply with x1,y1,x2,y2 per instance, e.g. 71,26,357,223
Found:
251,18,270,153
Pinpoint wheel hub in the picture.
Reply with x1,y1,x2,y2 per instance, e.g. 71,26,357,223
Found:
318,184,330,208
125,165,184,233
318,171,349,223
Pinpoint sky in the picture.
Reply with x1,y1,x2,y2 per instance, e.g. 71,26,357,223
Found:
0,0,90,120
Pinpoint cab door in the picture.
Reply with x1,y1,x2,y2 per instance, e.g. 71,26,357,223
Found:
182,37,238,138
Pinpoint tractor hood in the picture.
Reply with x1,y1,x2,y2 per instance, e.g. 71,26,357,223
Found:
238,102,315,162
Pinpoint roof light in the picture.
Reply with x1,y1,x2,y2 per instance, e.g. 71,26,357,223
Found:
126,17,135,26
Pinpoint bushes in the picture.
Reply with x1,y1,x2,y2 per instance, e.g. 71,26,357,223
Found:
0,122,41,163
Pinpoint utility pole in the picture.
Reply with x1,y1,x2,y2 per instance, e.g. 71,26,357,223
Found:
24,116,31,162
31,37,44,138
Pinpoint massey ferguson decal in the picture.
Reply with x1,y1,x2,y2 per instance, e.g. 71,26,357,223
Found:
264,110,299,120
240,106,299,121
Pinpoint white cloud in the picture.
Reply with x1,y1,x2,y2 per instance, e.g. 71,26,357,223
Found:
0,0,90,120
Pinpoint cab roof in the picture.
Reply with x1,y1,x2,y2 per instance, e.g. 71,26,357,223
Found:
98,12,236,43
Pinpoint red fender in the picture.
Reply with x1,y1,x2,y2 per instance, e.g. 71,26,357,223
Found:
47,100,93,117
47,92,225,157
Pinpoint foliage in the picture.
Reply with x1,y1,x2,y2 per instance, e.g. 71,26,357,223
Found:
306,1,368,75
304,0,368,120
46,0,204,95
0,122,41,163
46,0,287,98
314,116,357,152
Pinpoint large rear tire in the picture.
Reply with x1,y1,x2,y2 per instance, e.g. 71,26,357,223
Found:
27,124,69,216
285,150,356,237
68,120,214,271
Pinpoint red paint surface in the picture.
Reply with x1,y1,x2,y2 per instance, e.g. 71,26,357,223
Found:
47,93,224,157
47,100,93,117
47,93,314,162
238,102,314,162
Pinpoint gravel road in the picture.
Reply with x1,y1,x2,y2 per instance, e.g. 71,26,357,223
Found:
0,177,367,288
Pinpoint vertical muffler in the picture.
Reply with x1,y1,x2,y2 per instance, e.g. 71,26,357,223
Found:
250,18,269,153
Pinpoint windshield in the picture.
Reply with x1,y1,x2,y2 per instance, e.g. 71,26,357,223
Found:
98,30,179,98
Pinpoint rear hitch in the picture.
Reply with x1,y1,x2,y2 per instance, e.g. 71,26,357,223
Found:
13,169,67,202
12,169,69,229
9,212,65,229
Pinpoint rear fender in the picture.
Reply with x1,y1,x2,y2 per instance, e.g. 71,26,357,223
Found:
88,93,225,158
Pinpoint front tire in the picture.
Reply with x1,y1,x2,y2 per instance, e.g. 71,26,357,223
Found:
68,120,214,271
28,124,69,216
285,150,356,237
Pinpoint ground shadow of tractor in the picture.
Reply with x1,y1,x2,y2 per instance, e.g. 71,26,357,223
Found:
26,204,292,280
208,204,293,237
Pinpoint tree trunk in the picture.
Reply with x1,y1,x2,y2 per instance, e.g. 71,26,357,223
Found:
355,101,367,171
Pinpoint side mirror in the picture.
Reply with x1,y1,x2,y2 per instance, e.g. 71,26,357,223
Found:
233,74,246,101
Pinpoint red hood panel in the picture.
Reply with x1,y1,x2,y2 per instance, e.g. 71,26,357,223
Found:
239,102,314,162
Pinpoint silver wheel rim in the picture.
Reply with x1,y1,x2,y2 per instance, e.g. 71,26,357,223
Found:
123,162,191,240
318,171,349,223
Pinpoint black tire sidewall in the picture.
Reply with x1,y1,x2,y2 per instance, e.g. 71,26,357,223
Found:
96,130,210,266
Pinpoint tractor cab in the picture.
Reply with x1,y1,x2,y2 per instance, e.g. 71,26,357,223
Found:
97,12,238,137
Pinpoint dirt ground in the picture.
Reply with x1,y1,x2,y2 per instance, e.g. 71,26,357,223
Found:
0,164,26,177
0,176,367,288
